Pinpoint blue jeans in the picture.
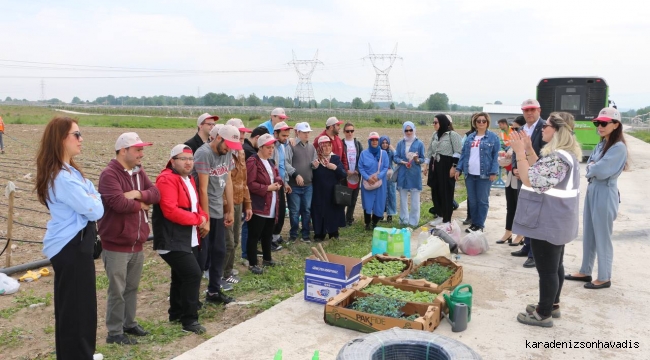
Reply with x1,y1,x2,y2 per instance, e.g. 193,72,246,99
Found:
287,185,313,239
241,220,248,259
465,175,492,228
385,181,397,216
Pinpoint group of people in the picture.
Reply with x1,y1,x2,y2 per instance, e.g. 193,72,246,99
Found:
34,99,628,357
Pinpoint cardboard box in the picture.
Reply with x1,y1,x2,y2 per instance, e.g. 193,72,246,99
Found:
352,276,448,311
360,254,412,282
324,288,441,333
304,253,362,304
396,256,463,292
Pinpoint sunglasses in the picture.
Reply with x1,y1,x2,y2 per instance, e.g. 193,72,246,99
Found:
541,124,557,130
404,129,414,133
510,126,521,131
345,129,355,133
69,131,82,140
475,119,488,124
593,120,615,127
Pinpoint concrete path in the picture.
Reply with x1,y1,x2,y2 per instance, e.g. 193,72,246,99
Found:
175,134,650,360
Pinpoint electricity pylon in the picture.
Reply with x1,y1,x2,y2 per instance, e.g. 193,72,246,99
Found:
364,44,402,102
289,50,323,107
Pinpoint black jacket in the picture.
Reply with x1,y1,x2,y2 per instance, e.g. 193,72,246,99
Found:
513,118,547,171
243,138,257,160
184,132,206,154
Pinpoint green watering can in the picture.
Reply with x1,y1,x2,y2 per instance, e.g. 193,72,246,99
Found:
443,284,473,322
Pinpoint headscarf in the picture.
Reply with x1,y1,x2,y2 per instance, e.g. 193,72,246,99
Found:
367,138,380,159
379,135,391,149
402,121,416,142
435,114,452,140
317,138,332,166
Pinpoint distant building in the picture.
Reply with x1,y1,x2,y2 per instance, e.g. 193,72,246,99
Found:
482,104,522,128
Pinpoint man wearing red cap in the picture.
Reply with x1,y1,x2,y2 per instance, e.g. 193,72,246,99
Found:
193,125,241,304
98,132,160,345
185,113,220,154
313,117,349,171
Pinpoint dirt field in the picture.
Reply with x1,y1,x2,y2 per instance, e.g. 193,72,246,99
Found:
0,124,440,359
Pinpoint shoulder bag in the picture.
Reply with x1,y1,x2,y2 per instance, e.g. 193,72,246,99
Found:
363,151,383,191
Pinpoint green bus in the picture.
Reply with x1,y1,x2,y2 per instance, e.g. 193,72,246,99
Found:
537,77,613,160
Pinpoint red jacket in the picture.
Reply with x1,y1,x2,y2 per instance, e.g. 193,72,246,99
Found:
246,154,282,221
313,130,348,171
98,159,160,253
152,167,207,252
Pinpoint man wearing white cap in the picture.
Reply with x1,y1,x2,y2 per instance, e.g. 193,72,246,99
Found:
269,121,294,248
313,116,348,172
193,125,242,304
185,113,220,154
511,99,547,268
98,132,160,345
261,108,288,135
286,122,319,243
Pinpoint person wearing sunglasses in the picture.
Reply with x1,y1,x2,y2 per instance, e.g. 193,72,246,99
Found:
35,117,104,359
458,122,477,225
424,114,462,230
496,116,526,246
455,112,500,232
566,107,628,290
393,122,426,227
342,122,363,226
510,112,581,328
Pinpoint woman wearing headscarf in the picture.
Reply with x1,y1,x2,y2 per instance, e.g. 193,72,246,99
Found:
380,135,397,223
424,114,462,229
311,135,347,241
393,121,426,227
358,132,390,230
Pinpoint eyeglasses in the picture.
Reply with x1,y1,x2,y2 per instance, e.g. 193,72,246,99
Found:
542,124,557,130
404,129,414,133
593,120,615,127
432,121,439,125
202,122,216,127
475,119,488,124
510,127,521,131
69,131,82,140
345,130,355,133
173,157,194,162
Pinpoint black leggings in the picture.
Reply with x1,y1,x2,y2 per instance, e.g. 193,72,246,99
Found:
430,155,456,223
505,183,518,231
530,239,565,318
247,214,275,267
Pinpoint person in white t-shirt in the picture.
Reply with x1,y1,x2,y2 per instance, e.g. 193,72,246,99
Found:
342,122,363,226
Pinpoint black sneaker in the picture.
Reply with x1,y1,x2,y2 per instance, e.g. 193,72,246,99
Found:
182,321,206,334
263,260,278,267
206,290,234,305
386,216,393,223
346,219,354,226
288,237,297,244
106,334,137,345
123,324,149,337
271,243,283,251
274,236,284,244
249,265,264,274
313,237,325,242
462,218,472,225
300,237,311,243
465,224,483,233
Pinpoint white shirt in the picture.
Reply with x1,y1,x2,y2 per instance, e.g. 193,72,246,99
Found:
260,159,277,219
468,135,484,175
345,139,357,172
523,118,540,137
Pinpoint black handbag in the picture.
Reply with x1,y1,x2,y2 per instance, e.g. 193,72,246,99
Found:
334,183,353,206
93,234,103,260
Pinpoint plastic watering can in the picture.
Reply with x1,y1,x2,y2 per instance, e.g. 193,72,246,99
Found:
443,303,468,332
443,284,473,322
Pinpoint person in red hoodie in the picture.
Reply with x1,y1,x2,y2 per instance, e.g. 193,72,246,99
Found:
152,144,209,334
98,132,160,345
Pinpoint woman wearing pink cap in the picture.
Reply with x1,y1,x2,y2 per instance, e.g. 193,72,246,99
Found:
311,135,347,241
358,132,390,230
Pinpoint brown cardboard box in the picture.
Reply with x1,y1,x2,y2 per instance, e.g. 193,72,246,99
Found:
360,254,412,282
352,276,448,312
396,256,463,292
324,288,441,333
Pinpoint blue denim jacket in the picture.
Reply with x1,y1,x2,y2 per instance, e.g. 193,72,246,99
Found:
457,131,500,179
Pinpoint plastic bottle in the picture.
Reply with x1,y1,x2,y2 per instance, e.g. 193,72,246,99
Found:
274,349,282,360
312,350,320,360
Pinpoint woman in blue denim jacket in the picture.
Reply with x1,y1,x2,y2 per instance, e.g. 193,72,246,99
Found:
455,112,500,232
380,135,397,222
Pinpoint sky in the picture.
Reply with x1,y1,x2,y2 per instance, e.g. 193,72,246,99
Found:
1,0,649,109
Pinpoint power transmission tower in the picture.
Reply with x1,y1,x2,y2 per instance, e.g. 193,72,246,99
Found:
289,50,323,107
40,79,45,102
363,44,402,102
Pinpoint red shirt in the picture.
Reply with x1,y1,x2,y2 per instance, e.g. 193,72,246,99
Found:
313,130,348,171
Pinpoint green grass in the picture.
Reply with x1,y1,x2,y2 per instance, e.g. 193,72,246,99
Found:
0,290,53,319
0,328,27,348
628,129,650,143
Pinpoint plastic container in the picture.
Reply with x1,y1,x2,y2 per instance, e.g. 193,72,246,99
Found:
387,228,411,258
371,227,390,255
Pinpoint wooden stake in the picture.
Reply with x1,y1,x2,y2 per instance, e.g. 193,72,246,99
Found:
317,244,329,262
311,247,325,261
6,183,15,268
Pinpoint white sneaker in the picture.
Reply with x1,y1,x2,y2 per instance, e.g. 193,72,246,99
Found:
93,354,104,360
429,218,443,226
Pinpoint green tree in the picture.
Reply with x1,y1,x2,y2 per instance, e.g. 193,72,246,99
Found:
183,96,197,106
331,98,339,108
351,97,364,109
320,98,331,108
247,93,262,106
71,96,82,104
421,93,449,111
389,102,395,110
364,100,375,109
4,96,11,102
636,106,650,115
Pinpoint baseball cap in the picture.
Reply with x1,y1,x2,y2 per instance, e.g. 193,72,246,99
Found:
317,135,331,144
169,144,192,161
273,121,293,131
521,99,541,110
594,107,621,121
326,117,343,127
295,122,313,132
114,132,153,151
257,133,276,147
209,124,224,140
368,132,380,140
226,118,252,133
217,125,243,150
197,113,219,127
271,108,288,119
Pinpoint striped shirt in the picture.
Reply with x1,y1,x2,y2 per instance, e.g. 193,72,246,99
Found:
425,131,462,163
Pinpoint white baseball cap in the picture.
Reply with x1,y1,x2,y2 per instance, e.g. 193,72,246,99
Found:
368,132,380,140
226,118,252,133
257,133,277,147
521,99,541,110
326,117,343,127
271,108,288,119
218,124,243,150
115,132,153,151
295,122,313,132
273,121,293,131
169,144,192,161
209,124,225,140
197,113,219,127
594,107,621,121
317,135,331,144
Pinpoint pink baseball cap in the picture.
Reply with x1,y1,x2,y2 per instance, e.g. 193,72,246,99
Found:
326,117,343,127
114,132,153,151
273,121,293,131
594,107,621,121
317,135,331,144
226,118,252,133
218,125,243,150
197,113,219,127
257,133,277,147
521,99,541,110
368,132,380,140
271,108,288,119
